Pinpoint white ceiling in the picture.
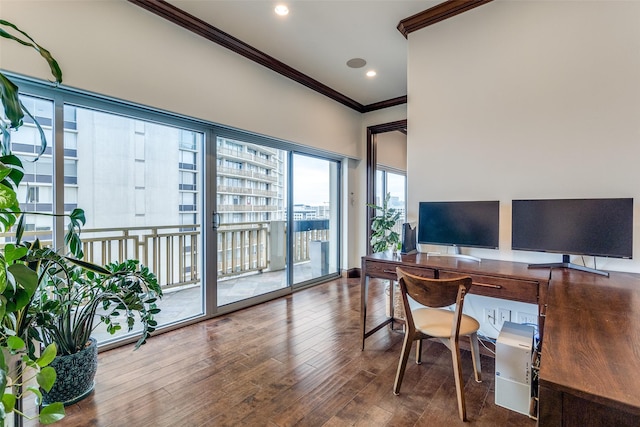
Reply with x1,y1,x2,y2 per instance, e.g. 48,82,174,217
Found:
167,1,438,107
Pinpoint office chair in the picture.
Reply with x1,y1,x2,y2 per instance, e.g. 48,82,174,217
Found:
393,267,482,421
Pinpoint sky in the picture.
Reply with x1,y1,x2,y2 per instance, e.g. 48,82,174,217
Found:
292,154,330,206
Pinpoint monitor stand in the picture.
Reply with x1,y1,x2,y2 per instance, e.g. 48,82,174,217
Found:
527,254,609,277
426,246,481,263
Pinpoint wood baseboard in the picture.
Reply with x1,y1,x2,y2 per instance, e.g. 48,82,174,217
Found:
346,268,361,278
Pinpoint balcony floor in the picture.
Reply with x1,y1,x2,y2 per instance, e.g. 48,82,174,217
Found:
94,261,317,344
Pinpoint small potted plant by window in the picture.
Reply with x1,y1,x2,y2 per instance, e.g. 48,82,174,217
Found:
368,193,404,320
367,192,401,253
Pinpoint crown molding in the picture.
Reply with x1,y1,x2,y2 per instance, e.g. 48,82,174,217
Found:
129,0,384,113
362,96,407,113
397,0,493,38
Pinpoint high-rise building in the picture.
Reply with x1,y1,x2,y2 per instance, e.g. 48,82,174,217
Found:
216,137,285,224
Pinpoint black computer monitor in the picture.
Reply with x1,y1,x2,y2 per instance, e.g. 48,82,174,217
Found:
512,198,633,276
418,201,500,250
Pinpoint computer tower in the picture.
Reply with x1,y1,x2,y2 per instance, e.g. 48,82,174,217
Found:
495,321,535,416
400,222,417,254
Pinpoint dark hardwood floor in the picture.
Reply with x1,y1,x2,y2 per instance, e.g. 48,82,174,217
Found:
31,278,536,426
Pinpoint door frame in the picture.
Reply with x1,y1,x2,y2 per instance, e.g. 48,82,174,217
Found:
365,119,407,255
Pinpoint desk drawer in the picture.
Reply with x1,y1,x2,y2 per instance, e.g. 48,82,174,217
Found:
439,270,539,303
365,260,435,281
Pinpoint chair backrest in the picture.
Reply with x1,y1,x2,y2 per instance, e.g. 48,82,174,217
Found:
396,267,472,309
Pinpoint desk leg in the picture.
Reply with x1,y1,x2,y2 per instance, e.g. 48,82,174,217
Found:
388,279,394,329
361,274,369,350
361,272,395,349
538,280,549,343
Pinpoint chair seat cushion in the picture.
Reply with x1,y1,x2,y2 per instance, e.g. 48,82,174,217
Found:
412,308,480,338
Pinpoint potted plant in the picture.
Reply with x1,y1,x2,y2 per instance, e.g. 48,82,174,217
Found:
367,192,401,253
29,246,162,406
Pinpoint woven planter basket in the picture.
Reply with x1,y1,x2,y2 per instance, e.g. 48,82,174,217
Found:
42,338,98,406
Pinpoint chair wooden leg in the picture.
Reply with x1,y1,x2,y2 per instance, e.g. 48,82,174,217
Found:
415,338,422,364
469,332,482,382
394,332,415,395
451,340,467,421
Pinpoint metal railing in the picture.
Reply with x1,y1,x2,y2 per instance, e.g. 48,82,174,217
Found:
0,221,330,291
217,147,279,169
217,166,279,183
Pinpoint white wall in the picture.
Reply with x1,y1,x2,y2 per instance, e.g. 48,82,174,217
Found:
377,131,407,172
407,0,640,273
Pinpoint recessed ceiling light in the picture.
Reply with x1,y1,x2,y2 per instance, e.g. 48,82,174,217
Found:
366,70,377,77
346,58,367,69
275,5,289,16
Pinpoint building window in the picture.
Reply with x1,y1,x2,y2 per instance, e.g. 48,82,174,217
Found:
225,160,242,169
225,141,243,152
180,171,197,191
27,187,39,203
63,105,77,130
180,129,197,150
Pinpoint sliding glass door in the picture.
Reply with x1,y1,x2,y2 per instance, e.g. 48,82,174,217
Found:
214,133,341,307
66,105,205,342
292,154,340,286
8,76,343,346
4,85,207,346
215,136,288,306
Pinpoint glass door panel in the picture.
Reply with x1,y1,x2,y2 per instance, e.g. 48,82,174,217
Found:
375,169,384,208
4,95,55,243
216,136,288,306
67,105,204,343
387,172,406,233
292,154,339,285
376,169,406,239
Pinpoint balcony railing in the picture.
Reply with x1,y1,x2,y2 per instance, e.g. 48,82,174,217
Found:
217,166,279,183
0,220,330,291
217,185,280,199
217,204,281,212
217,147,279,169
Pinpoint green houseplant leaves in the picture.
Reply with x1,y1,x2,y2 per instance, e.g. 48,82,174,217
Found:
0,19,65,425
367,192,401,253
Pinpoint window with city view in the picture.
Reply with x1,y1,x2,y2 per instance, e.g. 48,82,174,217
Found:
376,168,407,236
4,78,342,347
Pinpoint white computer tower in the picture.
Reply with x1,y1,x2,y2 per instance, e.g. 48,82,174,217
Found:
495,321,535,415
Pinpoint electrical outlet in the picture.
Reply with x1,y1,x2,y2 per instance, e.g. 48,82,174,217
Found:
484,308,496,325
498,308,511,325
517,312,538,325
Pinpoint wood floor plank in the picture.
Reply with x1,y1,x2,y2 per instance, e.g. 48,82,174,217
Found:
29,277,536,426
293,370,377,426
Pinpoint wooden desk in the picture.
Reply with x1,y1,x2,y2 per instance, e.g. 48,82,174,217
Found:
362,253,640,425
538,269,640,426
360,252,551,350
